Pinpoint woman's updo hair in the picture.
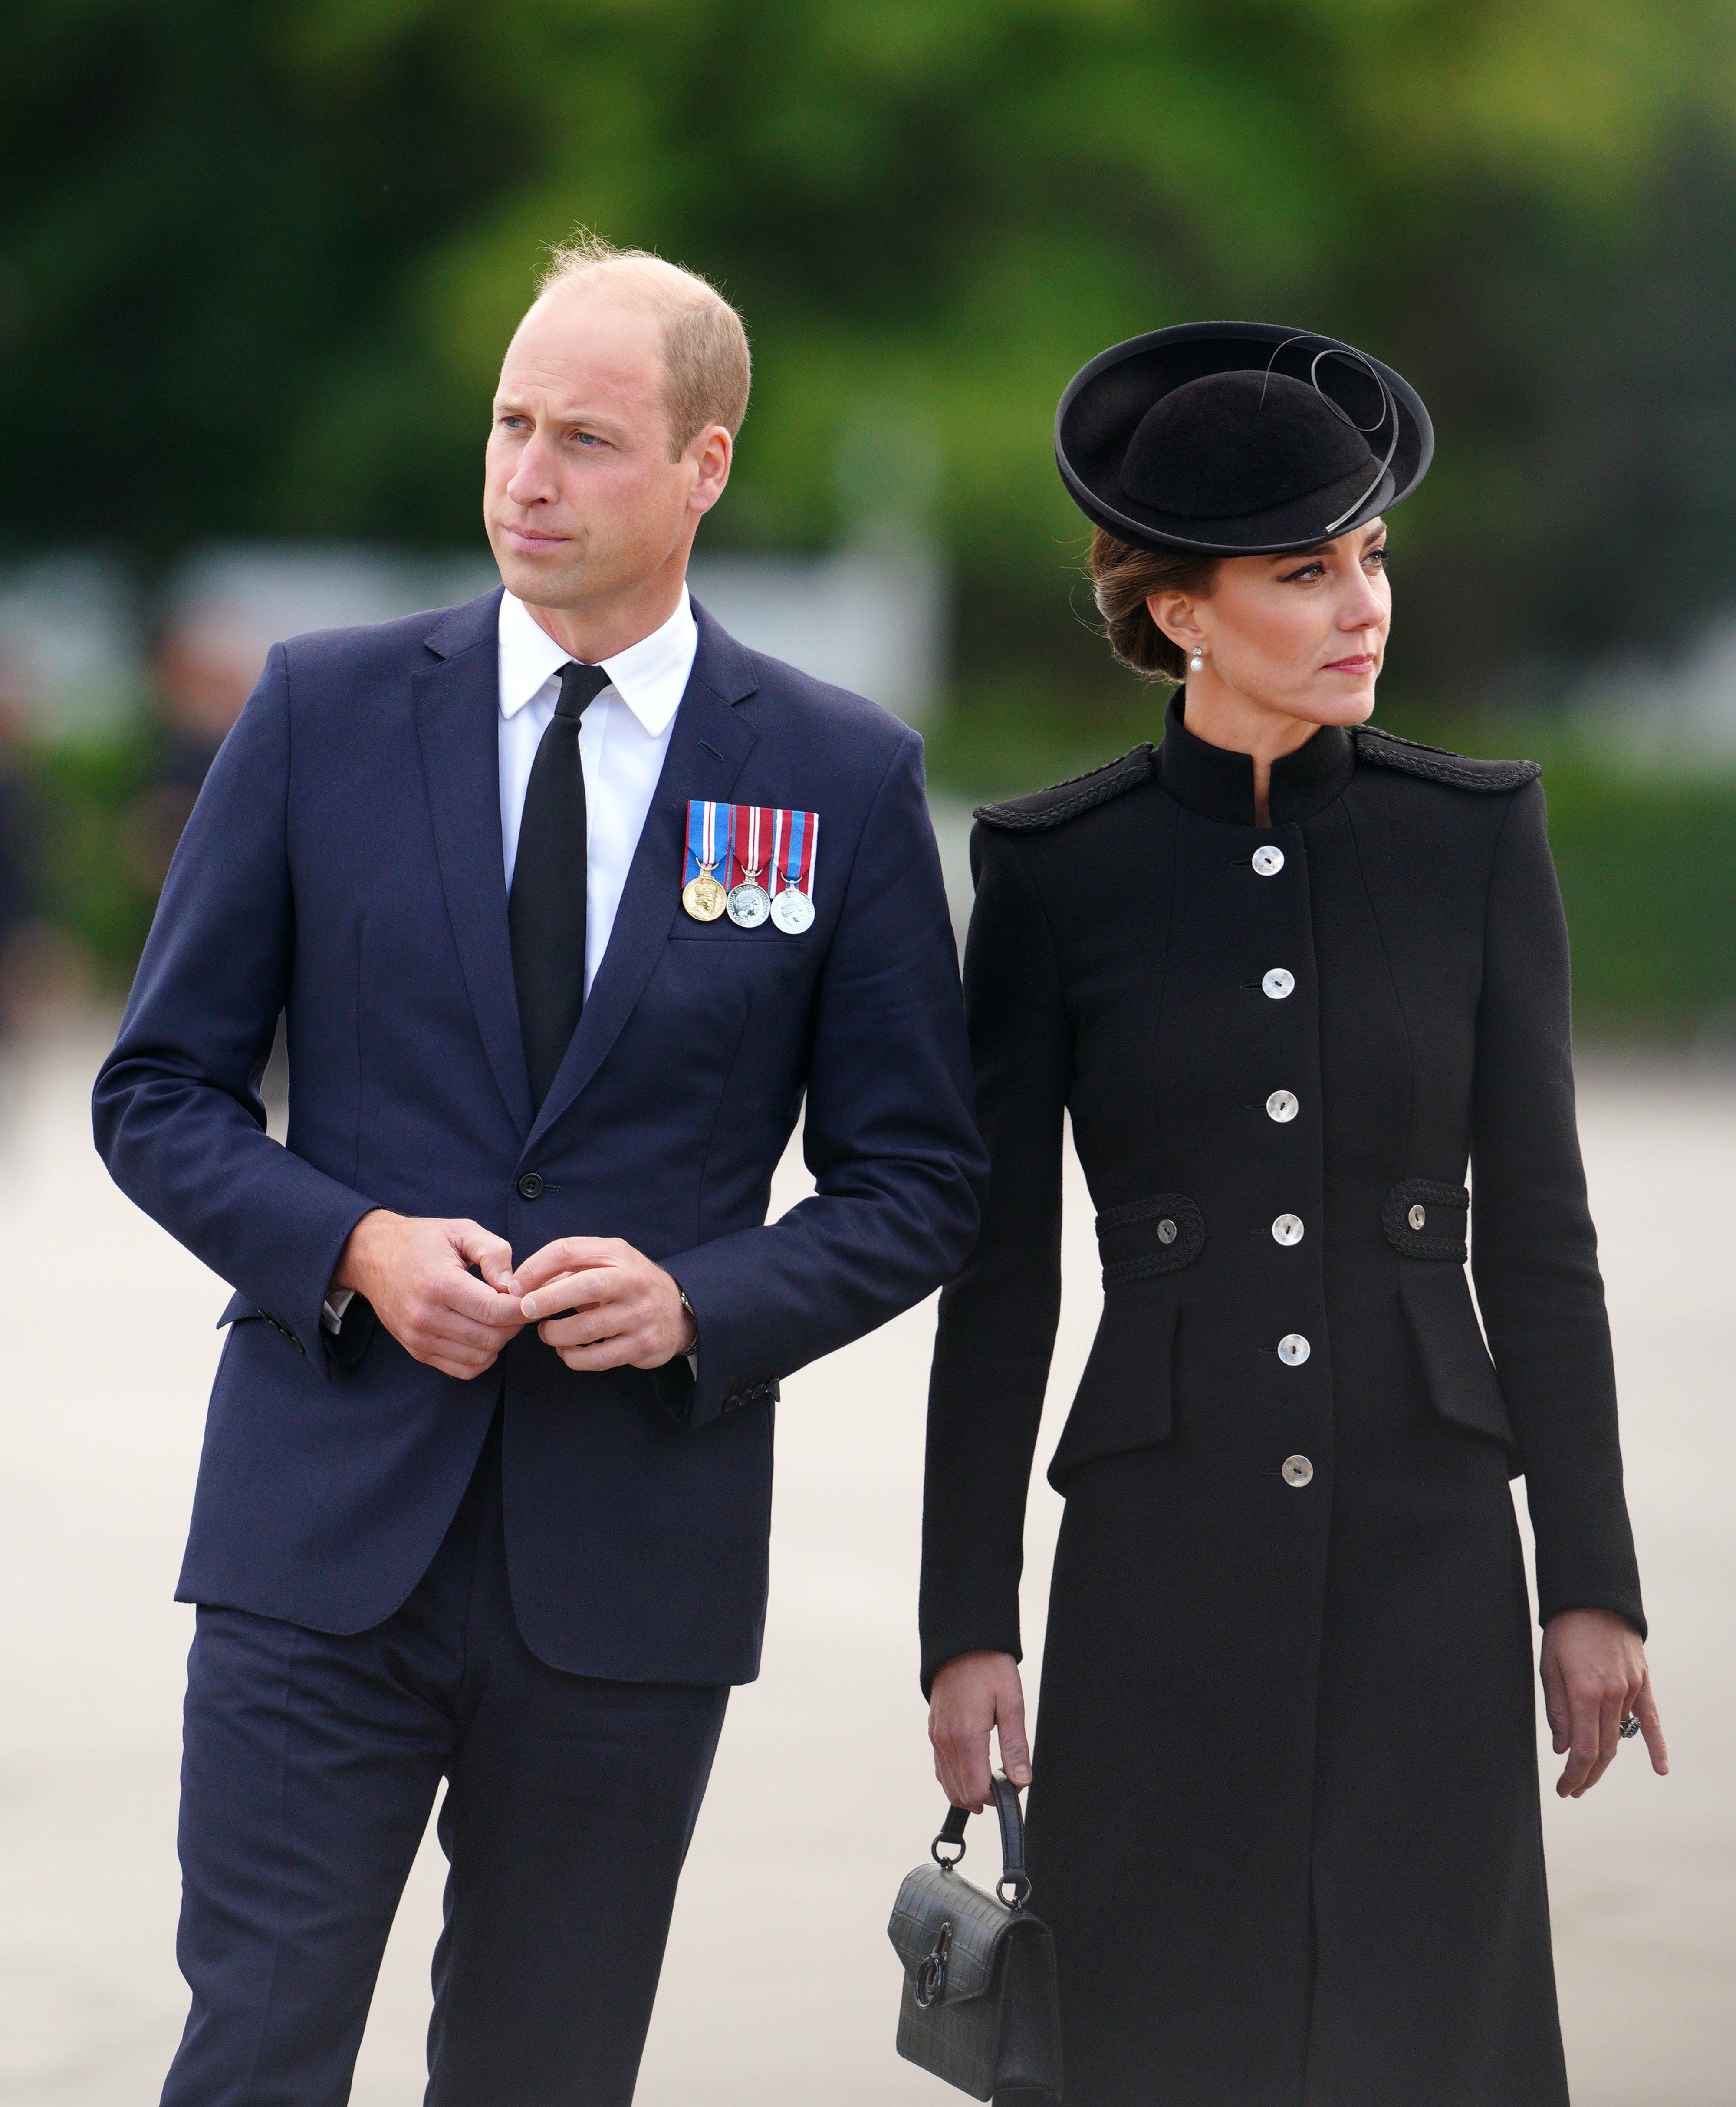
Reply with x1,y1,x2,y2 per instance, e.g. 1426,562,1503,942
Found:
1090,527,1220,682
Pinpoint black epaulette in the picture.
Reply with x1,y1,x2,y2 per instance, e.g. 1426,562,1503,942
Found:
1354,724,1540,791
974,744,1156,832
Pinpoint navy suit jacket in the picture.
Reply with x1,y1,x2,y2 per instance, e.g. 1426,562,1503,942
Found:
94,590,986,1685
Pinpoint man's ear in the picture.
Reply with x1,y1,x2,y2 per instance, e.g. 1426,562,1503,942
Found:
688,425,733,514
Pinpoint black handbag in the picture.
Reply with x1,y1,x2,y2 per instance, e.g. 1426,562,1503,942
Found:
888,1774,1064,2102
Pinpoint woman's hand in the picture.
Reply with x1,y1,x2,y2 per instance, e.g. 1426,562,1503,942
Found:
1541,1608,1668,1798
929,1651,1031,1812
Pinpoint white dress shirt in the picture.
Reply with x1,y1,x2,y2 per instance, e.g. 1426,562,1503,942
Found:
322,585,698,1336
496,584,697,994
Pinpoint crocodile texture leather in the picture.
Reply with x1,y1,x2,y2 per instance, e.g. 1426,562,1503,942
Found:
888,1781,1063,2100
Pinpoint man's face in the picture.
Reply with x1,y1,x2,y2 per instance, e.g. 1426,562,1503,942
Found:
484,288,718,611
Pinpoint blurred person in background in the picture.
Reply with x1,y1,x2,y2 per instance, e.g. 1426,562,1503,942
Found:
119,611,259,895
92,234,985,2106
921,325,1666,2106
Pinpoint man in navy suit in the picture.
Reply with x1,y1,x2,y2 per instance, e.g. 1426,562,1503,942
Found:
94,233,986,2104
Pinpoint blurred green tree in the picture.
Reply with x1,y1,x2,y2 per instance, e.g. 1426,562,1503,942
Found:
3,0,1736,695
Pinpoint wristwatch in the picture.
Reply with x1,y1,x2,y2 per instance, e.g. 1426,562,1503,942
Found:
677,1288,699,1353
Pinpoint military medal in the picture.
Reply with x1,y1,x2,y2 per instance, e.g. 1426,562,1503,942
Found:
769,804,818,934
686,800,819,933
683,871,726,921
726,803,770,927
681,801,727,921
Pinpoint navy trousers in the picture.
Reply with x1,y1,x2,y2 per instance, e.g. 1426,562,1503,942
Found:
161,1412,729,2107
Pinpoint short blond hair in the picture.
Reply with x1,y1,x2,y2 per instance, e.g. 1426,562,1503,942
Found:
536,230,751,457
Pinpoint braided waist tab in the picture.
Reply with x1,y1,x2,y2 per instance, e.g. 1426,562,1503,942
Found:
1096,1194,1206,1287
1381,1179,1470,1261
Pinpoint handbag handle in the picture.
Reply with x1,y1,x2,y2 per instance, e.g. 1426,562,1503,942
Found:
930,1773,1032,1910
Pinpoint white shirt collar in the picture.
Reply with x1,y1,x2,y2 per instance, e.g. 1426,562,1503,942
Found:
496,585,697,737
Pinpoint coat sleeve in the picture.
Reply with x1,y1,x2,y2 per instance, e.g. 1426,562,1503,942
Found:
660,730,989,1428
1470,779,1644,1635
919,825,1072,1695
91,645,378,1369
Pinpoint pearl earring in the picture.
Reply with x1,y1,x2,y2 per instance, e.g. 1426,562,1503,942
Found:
1188,646,1205,675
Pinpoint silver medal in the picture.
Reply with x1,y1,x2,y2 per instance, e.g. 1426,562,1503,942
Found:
771,887,814,934
727,804,771,927
767,806,816,935
727,881,770,928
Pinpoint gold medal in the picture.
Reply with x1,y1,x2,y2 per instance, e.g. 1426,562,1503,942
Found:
683,869,727,922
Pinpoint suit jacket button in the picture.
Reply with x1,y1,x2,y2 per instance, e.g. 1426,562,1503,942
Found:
1282,1455,1315,1487
1278,1333,1311,1365
1253,845,1285,876
517,1172,545,1200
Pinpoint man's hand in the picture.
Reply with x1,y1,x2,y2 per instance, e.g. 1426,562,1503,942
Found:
1542,1607,1668,1798
928,1651,1032,1812
512,1237,697,1371
332,1211,525,1379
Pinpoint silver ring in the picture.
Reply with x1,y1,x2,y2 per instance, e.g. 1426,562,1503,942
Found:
1619,1715,1641,1740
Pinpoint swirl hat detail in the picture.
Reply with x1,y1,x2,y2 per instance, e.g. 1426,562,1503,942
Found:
1056,320,1434,556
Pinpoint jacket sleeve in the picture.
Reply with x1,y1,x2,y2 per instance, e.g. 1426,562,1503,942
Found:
1470,778,1644,1635
91,645,378,1369
660,730,989,1428
918,825,1071,1695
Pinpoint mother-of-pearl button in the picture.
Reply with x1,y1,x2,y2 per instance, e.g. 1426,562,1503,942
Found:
1278,1333,1311,1365
1262,968,1295,1000
1272,1213,1304,1245
1282,1455,1314,1487
1266,1090,1299,1122
1408,1203,1427,1231
1253,845,1285,876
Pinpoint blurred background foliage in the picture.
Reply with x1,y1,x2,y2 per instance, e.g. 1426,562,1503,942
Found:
3,0,1736,1031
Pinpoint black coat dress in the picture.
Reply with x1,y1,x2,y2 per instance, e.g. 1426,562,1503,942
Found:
921,698,1645,2107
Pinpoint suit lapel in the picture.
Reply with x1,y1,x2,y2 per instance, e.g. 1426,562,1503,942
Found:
411,590,535,1137
526,606,760,1151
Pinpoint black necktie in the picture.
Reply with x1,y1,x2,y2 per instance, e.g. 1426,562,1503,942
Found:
509,659,611,1111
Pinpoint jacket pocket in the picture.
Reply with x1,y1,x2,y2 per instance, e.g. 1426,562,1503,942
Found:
1047,1283,1179,1490
1397,1266,1517,1453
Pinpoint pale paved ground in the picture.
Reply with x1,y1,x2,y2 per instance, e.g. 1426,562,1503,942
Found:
0,1011,1730,2106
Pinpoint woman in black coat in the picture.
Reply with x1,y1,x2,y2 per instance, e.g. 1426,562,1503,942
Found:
920,325,1668,2106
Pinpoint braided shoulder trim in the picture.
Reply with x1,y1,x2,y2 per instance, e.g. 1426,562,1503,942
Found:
974,744,1156,832
1355,726,1540,792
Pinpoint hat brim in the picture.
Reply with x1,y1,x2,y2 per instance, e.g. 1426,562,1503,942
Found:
1055,321,1433,556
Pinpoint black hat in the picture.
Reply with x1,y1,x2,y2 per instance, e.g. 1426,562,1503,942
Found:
1055,321,1433,556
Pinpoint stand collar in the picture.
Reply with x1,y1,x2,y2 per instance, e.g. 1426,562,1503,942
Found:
1158,691,1355,826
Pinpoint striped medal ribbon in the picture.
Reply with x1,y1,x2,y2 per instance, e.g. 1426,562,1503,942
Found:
682,801,728,921
769,807,818,933
726,803,771,927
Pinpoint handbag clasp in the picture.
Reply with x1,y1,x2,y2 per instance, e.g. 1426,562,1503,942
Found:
913,1918,953,2008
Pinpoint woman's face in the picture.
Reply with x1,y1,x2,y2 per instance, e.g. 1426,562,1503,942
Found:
1151,519,1391,729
